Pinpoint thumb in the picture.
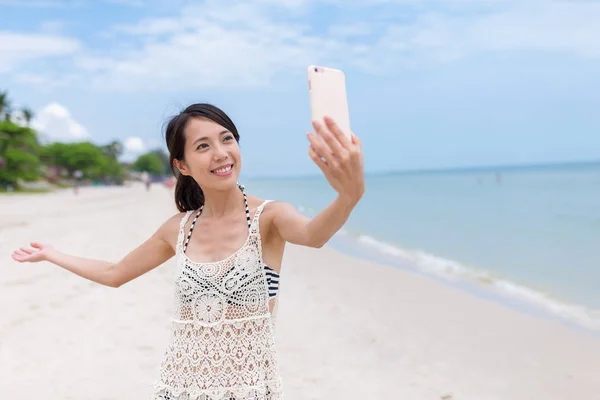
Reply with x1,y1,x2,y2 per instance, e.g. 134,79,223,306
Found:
30,242,43,249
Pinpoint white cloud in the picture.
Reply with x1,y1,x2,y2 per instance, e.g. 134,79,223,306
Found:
0,31,80,73
74,1,346,91
369,2,600,69
67,0,600,92
4,0,600,91
121,136,162,162
31,103,90,142
123,136,145,153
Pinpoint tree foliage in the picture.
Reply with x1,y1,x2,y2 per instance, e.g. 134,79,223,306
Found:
132,152,165,175
41,141,125,183
0,120,41,187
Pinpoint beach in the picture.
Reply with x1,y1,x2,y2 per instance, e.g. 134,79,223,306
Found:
1,184,600,400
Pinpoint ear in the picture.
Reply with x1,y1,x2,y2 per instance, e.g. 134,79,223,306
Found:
173,159,191,176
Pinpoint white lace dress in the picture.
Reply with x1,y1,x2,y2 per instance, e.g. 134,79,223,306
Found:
151,200,283,400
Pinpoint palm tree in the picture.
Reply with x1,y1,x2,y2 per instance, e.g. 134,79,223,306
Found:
21,107,33,126
102,140,123,159
0,91,11,121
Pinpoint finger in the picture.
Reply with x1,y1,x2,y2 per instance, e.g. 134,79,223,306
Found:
308,146,328,172
351,132,362,150
306,132,332,163
349,133,363,166
312,119,345,160
324,116,352,150
12,250,28,260
20,247,34,255
30,242,42,249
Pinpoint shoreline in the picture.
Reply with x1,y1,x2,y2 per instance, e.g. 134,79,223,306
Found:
1,185,600,399
327,229,600,337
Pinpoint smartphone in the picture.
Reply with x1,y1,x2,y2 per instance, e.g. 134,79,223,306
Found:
307,65,352,140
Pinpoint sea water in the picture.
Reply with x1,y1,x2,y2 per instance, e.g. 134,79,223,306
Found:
245,162,600,331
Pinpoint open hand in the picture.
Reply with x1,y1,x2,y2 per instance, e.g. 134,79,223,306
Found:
307,116,365,205
12,242,53,263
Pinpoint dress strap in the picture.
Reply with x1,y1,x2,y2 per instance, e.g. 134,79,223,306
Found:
182,208,202,253
177,210,193,250
250,200,272,230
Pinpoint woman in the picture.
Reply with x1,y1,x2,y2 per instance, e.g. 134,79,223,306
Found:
11,103,365,399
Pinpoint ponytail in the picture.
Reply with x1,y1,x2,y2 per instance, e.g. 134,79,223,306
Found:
174,174,204,212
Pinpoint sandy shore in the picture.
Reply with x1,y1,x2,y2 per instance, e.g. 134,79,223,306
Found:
1,184,600,400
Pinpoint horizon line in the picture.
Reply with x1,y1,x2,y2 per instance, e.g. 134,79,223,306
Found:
243,158,600,180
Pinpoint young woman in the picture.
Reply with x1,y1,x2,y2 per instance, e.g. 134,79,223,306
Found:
11,103,365,399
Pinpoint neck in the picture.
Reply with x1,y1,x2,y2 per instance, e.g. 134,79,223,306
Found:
201,185,244,218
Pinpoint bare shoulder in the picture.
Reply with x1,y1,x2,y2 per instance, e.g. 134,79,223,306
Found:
246,196,292,219
262,200,295,217
248,196,303,235
157,211,188,250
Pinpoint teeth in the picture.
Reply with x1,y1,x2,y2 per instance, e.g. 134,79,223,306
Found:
213,165,232,173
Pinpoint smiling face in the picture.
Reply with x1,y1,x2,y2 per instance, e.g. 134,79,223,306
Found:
174,117,242,191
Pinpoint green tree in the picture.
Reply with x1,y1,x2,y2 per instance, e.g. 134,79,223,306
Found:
102,140,123,159
101,140,125,184
149,149,171,175
0,120,41,188
132,152,164,175
41,141,126,184
42,142,107,177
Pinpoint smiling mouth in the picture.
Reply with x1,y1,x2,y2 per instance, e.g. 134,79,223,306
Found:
211,164,233,176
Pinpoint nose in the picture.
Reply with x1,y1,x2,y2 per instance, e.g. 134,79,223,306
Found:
212,143,228,162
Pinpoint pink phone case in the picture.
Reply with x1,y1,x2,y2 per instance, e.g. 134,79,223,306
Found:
308,65,352,140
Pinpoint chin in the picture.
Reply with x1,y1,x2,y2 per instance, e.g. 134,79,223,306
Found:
211,174,239,190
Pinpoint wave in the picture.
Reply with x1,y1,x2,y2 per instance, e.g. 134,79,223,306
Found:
341,232,600,332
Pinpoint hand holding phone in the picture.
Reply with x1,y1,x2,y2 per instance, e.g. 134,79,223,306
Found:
307,65,352,140
306,65,364,205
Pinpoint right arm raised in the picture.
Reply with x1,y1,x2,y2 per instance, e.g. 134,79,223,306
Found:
11,213,183,288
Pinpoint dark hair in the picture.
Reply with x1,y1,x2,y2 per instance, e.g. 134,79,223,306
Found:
165,103,240,212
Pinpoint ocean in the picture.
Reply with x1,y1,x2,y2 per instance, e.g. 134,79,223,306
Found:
245,162,600,332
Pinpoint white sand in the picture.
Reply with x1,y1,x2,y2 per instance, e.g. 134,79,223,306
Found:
1,185,600,400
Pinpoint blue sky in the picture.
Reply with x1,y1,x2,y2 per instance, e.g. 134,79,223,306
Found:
1,0,600,177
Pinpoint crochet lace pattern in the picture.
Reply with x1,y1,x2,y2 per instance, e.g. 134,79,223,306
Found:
151,200,283,400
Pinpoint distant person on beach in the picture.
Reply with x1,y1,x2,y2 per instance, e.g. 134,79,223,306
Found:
11,103,365,399
141,171,151,191
73,170,83,195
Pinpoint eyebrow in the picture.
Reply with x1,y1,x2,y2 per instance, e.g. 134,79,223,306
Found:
192,130,230,146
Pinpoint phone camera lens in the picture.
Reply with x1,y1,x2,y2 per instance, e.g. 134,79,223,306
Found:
314,67,318,72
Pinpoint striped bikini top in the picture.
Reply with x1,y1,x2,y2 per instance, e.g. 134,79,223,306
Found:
182,186,280,299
